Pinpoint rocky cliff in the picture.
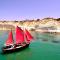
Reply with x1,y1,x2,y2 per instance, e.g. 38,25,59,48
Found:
0,17,60,31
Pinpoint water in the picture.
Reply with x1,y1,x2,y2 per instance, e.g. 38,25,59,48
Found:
0,31,60,60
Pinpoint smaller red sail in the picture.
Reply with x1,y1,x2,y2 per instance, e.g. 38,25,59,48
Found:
5,31,14,46
25,33,30,43
16,26,24,44
25,29,33,43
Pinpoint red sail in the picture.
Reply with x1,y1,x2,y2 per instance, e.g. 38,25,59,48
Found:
5,31,14,46
16,26,24,44
25,29,33,43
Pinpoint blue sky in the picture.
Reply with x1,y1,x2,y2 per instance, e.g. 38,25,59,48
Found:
0,0,60,20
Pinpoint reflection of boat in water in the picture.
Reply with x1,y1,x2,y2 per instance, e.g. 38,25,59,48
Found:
2,26,33,54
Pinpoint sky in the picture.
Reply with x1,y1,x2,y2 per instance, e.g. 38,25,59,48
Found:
0,0,60,21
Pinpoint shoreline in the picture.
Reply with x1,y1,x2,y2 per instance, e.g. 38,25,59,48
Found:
35,29,60,33
0,17,60,33
0,28,60,34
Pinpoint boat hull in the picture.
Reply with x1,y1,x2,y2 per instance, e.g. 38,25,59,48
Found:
2,44,30,54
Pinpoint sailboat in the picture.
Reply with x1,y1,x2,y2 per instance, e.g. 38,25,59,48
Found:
2,26,33,53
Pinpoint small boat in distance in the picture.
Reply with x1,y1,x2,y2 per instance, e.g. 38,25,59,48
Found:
2,26,33,54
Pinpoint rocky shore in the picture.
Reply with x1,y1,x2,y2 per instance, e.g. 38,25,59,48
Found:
0,17,60,33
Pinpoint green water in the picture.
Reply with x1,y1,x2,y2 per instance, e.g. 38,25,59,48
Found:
0,31,60,60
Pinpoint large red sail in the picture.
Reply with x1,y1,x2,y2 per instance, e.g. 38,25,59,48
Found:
5,31,14,46
16,26,24,44
25,29,33,43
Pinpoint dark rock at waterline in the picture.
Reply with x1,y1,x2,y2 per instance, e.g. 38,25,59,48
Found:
52,40,60,43
42,39,48,41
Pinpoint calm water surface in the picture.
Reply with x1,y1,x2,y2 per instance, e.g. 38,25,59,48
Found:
0,31,60,60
